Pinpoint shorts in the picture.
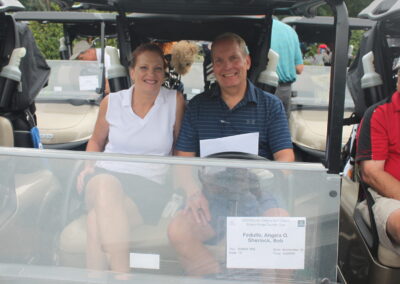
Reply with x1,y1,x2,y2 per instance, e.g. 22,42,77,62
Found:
203,188,279,244
85,167,171,225
357,189,400,255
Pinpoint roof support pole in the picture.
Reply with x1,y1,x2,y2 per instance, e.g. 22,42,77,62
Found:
249,13,272,83
324,0,349,174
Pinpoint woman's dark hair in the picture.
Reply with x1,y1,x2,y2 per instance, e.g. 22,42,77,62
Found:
129,43,166,69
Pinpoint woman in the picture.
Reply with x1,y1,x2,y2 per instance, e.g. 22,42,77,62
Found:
77,43,185,273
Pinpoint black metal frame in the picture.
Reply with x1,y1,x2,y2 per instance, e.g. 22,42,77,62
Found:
325,0,349,174
109,0,350,174
15,1,349,174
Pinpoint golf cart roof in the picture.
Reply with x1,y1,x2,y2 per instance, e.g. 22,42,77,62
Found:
13,11,117,23
14,11,118,38
358,0,400,21
126,13,267,42
0,0,24,13
283,16,374,30
55,0,327,16
282,16,374,44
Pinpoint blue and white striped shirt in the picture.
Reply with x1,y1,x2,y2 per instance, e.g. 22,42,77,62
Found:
176,81,293,159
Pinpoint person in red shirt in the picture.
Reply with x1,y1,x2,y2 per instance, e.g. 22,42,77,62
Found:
356,58,400,254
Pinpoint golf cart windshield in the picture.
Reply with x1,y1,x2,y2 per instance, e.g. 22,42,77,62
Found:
292,65,354,109
36,60,102,102
0,148,340,283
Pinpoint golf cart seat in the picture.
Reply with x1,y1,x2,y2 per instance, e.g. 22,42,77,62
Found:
58,156,265,272
354,194,400,268
59,212,180,270
0,116,14,147
59,191,226,273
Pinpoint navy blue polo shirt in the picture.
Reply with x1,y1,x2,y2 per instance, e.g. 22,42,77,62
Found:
176,80,293,159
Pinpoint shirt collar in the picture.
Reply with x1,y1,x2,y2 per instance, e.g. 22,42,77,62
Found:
122,85,166,107
210,79,259,104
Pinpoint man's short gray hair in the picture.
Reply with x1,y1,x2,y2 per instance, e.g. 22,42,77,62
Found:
211,32,250,57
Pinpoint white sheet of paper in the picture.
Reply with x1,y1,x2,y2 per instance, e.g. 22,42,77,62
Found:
226,217,306,269
191,88,201,94
53,86,62,92
200,132,259,157
79,75,98,91
129,253,160,269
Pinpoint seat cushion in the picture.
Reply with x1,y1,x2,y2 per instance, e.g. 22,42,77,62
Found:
59,214,175,267
378,245,400,268
356,201,400,267
0,116,14,147
59,213,226,269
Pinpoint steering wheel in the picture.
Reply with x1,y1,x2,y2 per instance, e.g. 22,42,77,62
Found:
205,151,269,161
201,151,284,206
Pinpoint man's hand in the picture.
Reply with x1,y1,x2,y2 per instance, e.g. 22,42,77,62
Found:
273,148,295,162
184,191,211,225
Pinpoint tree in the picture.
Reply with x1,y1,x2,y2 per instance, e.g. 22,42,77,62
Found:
18,1,63,59
19,0,53,11
29,22,64,59
318,0,374,17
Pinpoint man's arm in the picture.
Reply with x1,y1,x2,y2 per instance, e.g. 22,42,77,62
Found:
360,160,400,201
273,148,295,162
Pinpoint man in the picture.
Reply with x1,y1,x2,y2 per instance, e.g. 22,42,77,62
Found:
175,32,293,161
356,59,400,255
270,19,304,116
70,40,111,94
168,33,294,276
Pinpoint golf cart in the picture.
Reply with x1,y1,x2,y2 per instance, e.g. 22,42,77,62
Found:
338,0,400,283
0,0,351,283
281,16,374,163
14,11,120,150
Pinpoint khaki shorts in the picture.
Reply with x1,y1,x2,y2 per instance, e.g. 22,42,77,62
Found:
357,189,400,255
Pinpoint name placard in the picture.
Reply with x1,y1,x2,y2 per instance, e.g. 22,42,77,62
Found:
226,217,306,269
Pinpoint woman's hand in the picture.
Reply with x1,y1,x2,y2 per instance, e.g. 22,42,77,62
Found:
184,191,211,225
76,164,95,194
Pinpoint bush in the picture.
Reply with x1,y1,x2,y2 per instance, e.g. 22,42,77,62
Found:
29,22,63,59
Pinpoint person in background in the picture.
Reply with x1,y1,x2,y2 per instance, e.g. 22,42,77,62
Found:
318,43,332,66
70,39,111,95
356,59,400,256
270,18,304,117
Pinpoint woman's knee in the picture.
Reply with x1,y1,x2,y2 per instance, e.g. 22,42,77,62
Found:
168,211,193,243
85,174,125,209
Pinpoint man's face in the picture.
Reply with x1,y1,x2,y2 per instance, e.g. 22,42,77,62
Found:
212,39,250,91
77,49,96,61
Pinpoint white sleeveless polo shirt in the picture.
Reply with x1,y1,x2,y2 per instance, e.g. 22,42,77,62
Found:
97,86,177,183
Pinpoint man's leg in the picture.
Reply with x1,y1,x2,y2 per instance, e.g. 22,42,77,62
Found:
386,209,400,244
168,211,220,276
262,208,293,284
371,191,400,253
